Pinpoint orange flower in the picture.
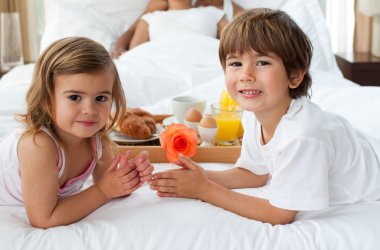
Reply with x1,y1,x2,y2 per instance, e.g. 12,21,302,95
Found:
160,124,197,163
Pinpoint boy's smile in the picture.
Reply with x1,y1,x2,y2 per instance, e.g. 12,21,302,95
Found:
238,89,261,98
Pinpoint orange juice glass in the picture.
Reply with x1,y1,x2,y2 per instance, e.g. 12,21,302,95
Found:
219,89,244,137
211,103,243,145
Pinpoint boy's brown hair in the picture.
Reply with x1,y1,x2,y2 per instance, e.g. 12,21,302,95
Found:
219,8,313,99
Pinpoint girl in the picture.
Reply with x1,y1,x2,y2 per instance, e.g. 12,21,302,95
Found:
143,9,380,225
112,0,244,57
0,37,153,228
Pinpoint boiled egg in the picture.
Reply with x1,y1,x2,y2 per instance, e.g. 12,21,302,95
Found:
199,115,217,128
185,108,202,123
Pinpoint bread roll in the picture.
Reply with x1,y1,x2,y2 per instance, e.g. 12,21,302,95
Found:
119,108,156,139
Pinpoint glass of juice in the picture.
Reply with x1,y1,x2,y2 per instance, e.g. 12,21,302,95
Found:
211,103,243,145
219,89,244,137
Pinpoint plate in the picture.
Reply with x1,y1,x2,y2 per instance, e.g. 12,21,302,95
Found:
110,126,162,144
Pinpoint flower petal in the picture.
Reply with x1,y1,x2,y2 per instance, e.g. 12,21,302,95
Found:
160,124,198,163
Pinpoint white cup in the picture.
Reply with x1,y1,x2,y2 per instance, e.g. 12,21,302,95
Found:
172,95,206,123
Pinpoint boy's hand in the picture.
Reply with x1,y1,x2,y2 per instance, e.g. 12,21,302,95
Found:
134,151,154,182
148,154,210,200
96,152,141,199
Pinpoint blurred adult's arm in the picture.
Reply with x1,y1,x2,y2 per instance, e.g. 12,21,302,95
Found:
129,20,150,49
112,0,168,58
232,1,245,17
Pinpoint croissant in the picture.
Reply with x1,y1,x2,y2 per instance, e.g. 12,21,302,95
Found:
119,108,156,139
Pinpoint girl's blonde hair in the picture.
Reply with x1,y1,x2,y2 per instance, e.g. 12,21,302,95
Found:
219,8,313,99
19,37,126,142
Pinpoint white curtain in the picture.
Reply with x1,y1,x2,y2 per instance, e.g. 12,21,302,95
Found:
25,0,44,61
326,0,355,53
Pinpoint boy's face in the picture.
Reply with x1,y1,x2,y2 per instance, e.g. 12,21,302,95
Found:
224,50,300,119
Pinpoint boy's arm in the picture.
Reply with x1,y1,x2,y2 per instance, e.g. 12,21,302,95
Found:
206,167,268,189
112,0,167,58
150,155,297,225
201,181,298,225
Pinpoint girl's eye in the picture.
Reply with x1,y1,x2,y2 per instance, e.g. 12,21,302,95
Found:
228,61,242,67
257,61,270,66
96,96,108,102
69,95,81,101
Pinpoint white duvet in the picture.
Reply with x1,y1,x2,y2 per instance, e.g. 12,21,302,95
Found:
1,163,379,250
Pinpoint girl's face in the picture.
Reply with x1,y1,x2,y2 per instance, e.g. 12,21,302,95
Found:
53,69,113,142
225,50,300,120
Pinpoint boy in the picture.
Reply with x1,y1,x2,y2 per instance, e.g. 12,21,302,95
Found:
142,8,380,225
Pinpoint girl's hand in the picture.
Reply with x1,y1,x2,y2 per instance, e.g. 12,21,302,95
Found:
96,152,141,199
134,151,154,182
148,154,210,199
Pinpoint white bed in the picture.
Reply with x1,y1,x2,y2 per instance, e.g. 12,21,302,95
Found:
1,0,380,249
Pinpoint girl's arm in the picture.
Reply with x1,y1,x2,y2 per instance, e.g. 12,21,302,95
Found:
129,19,150,50
149,155,297,225
19,133,139,229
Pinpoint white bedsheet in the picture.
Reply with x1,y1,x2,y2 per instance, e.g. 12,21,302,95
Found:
1,163,379,250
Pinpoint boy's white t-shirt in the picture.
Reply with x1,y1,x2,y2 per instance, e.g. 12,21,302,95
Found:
236,98,380,211
141,6,225,40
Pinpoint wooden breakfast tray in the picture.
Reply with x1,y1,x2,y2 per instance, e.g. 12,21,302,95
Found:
117,115,241,163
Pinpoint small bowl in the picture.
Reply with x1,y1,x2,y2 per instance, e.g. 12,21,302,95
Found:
184,120,199,134
198,125,218,146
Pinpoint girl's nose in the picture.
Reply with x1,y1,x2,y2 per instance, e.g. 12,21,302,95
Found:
240,66,255,83
82,102,97,115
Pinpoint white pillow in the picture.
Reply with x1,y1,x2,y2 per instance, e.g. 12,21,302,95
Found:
62,0,149,30
40,0,136,54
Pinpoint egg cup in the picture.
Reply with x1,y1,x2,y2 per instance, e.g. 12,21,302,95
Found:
184,120,199,134
198,125,218,146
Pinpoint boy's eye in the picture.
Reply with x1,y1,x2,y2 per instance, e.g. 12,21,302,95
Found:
96,96,108,102
228,61,242,67
69,95,81,101
257,61,270,66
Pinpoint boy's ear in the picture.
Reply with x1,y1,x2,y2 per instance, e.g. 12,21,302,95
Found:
289,70,306,89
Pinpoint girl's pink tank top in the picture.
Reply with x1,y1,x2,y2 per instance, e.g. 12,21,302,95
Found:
41,128,102,197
